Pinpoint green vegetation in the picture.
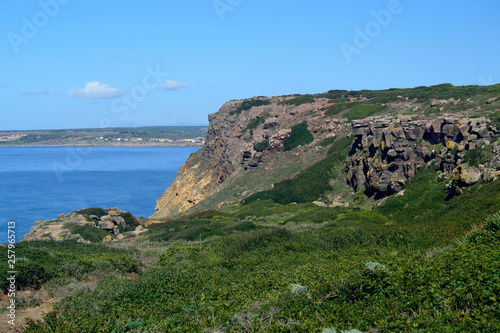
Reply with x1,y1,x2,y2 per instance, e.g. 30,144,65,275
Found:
323,102,356,117
120,211,141,232
241,116,266,133
22,179,500,331
66,224,112,243
243,136,353,205
75,207,108,218
323,102,385,120
462,144,494,166
231,99,271,115
0,241,139,292
283,121,314,151
279,95,315,106
316,83,500,105
254,139,270,152
13,153,500,331
319,136,336,147
345,103,385,120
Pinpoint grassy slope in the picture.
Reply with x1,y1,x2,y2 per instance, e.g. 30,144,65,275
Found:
21,158,500,332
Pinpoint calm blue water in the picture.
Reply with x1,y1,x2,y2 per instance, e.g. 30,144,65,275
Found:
0,146,198,243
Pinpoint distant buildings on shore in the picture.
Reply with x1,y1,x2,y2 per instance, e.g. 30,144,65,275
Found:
0,133,28,142
96,136,205,144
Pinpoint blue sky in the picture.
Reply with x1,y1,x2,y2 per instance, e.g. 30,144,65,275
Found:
1,0,499,130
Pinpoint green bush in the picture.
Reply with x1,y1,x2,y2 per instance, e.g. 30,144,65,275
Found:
254,139,269,152
231,99,271,115
241,117,265,133
319,136,336,147
279,95,315,106
283,121,314,151
75,207,107,218
0,240,139,292
13,262,50,290
484,211,500,232
66,224,112,243
462,145,494,166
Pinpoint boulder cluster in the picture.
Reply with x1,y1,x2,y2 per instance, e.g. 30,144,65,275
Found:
23,208,136,243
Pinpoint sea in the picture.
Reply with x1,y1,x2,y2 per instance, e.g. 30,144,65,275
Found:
0,146,199,243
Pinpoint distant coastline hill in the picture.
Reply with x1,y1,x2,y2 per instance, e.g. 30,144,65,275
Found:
0,126,208,146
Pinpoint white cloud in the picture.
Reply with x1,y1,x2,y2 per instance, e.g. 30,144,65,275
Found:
68,81,126,99
156,79,187,91
21,88,50,95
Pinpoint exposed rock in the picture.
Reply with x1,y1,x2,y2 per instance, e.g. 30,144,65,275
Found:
453,164,482,186
346,115,498,197
103,235,113,243
23,208,137,242
330,196,347,208
486,97,498,104
430,99,449,107
313,201,328,208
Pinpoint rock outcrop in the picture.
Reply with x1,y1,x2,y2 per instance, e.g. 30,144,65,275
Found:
23,208,137,242
346,114,499,197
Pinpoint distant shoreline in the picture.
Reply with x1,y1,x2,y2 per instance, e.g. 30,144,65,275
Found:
0,143,203,147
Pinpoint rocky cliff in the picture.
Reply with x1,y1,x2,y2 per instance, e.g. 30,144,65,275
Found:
152,85,500,219
152,97,349,218
347,114,499,198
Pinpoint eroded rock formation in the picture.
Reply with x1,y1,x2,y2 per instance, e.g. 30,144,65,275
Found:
346,115,499,197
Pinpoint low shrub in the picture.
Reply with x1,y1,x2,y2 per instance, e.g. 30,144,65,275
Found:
283,121,314,151
231,99,271,115
254,139,269,152
75,207,107,218
241,117,265,133
279,95,315,106
462,144,494,166
66,224,111,243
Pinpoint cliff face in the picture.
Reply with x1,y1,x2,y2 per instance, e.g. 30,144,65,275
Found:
152,97,348,218
347,115,499,197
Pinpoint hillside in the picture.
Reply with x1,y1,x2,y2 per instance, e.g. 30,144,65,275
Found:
1,83,500,332
153,83,500,219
